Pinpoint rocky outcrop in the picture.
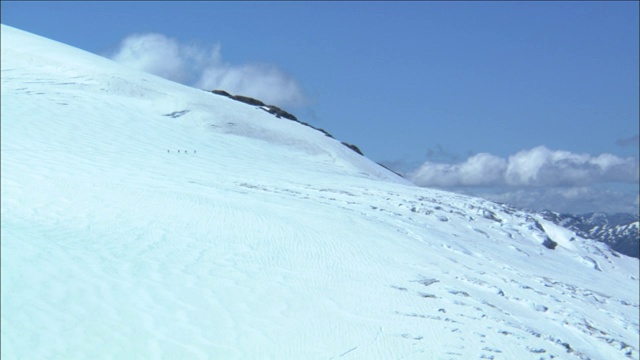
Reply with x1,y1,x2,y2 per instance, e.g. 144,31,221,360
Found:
341,142,364,156
262,104,297,121
209,90,368,156
210,91,297,119
211,89,233,98
232,95,266,107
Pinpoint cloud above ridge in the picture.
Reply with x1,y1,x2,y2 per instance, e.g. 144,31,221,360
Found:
409,146,639,188
406,146,639,214
109,33,305,107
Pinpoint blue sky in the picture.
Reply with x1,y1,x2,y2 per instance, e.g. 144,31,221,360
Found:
2,1,638,214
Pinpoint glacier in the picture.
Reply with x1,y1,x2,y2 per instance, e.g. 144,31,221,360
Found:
1,24,638,359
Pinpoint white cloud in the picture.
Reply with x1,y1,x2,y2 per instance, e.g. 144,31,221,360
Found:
505,146,638,186
110,33,191,83
410,146,639,188
409,153,506,187
195,63,305,108
109,33,305,107
409,146,639,214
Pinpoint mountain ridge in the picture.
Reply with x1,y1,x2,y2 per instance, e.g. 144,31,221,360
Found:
208,89,366,156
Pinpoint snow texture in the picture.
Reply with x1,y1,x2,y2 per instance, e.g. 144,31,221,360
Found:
2,24,639,359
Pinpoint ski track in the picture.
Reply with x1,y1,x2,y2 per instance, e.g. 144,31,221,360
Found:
2,24,639,359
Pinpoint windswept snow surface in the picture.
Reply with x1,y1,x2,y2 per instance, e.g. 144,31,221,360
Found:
2,24,639,359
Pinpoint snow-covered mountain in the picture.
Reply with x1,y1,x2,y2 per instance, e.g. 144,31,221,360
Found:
1,24,638,360
540,212,639,259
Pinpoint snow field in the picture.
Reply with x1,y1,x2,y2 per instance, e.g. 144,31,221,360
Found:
2,24,638,359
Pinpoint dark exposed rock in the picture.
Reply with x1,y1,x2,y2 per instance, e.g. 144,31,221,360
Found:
341,142,364,156
263,105,298,121
377,162,404,178
209,89,388,160
210,90,266,107
211,89,232,98
233,95,266,107
542,237,558,250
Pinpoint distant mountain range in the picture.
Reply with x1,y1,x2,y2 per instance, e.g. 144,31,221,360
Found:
540,211,639,259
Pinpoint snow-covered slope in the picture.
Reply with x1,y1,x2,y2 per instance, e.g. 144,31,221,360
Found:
1,24,638,360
